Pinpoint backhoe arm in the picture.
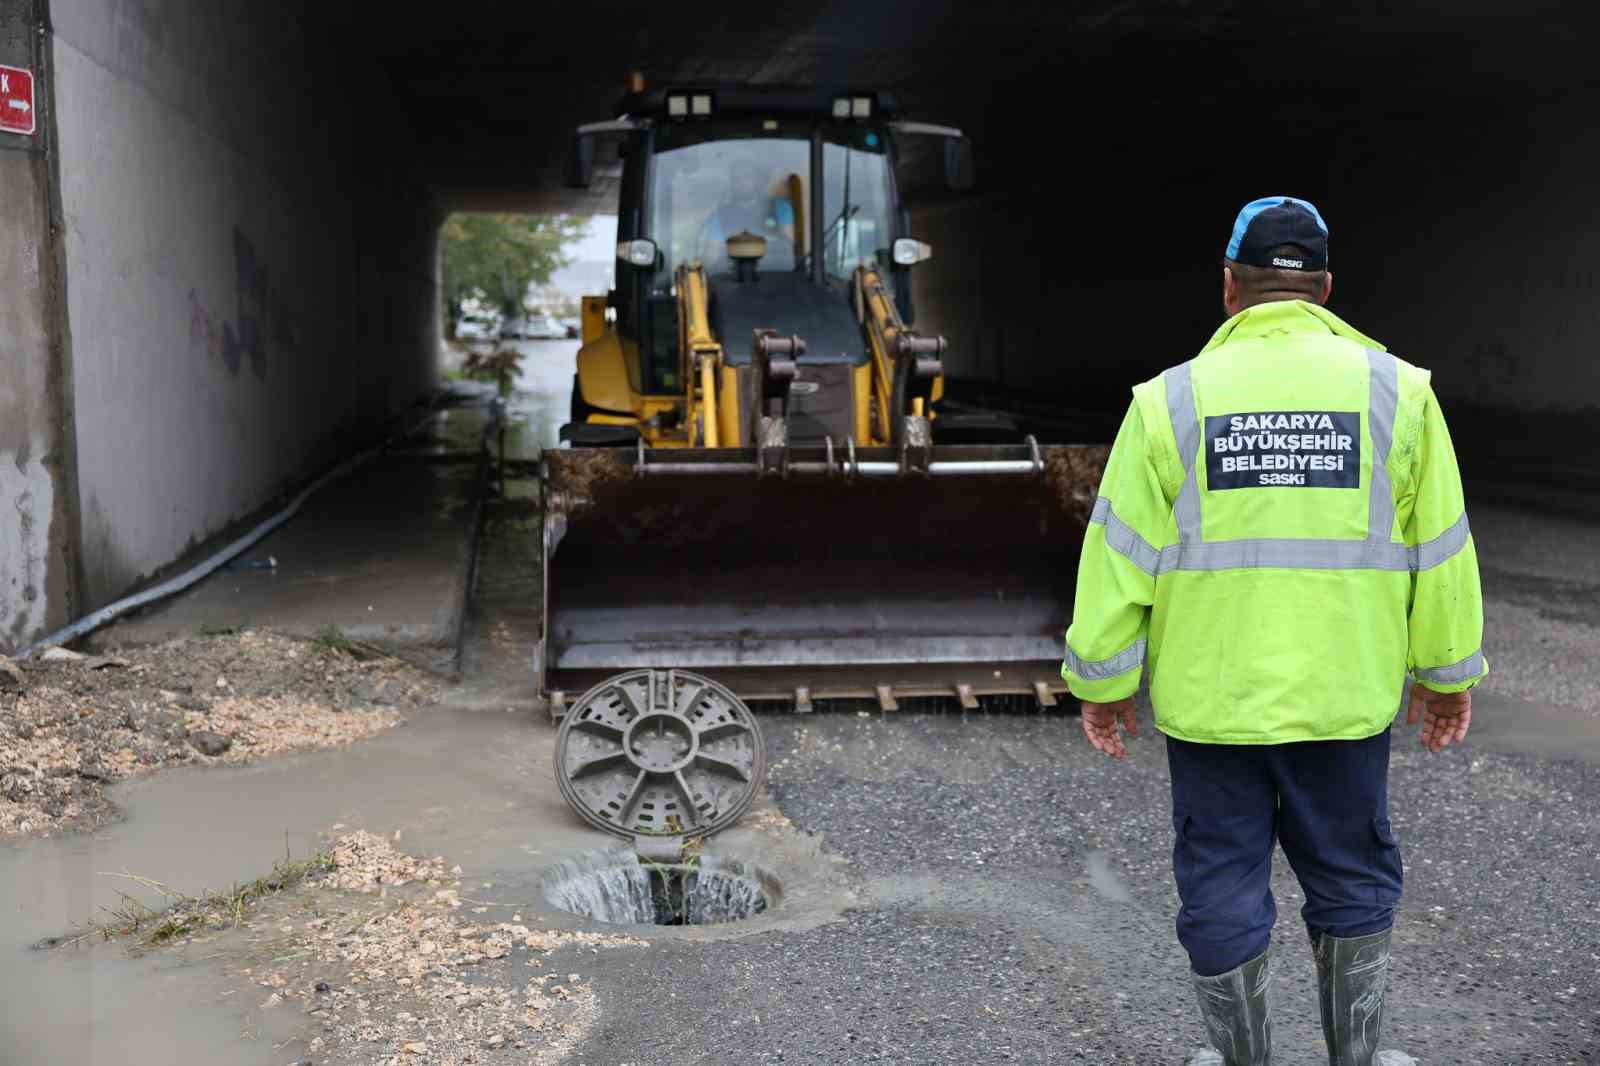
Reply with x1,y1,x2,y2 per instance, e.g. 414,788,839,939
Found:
677,264,726,446
854,265,945,447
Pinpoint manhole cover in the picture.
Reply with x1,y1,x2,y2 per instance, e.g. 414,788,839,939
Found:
554,669,766,841
543,847,778,926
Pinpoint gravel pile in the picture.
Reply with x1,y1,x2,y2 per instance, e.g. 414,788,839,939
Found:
0,630,440,838
327,830,454,893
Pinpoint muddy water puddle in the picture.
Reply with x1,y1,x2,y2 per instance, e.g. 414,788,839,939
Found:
1,677,845,1062
0,707,601,1065
0,349,858,1063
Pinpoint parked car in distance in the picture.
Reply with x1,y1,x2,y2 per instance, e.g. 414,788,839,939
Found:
500,316,528,339
455,314,499,340
528,314,566,339
561,317,580,339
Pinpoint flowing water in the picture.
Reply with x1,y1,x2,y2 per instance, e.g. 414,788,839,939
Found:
542,847,659,925
542,847,776,926
685,854,772,924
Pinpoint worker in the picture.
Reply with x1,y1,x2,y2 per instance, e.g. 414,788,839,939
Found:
698,157,796,270
1061,196,1485,1066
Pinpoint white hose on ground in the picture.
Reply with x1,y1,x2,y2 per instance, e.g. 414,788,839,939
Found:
16,392,496,660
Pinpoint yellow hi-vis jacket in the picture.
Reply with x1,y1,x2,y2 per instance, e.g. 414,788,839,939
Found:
1062,300,1486,744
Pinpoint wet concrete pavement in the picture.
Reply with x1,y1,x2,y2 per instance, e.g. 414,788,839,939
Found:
95,383,499,671
5,340,1598,1064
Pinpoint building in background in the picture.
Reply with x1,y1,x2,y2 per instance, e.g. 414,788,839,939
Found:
525,216,617,317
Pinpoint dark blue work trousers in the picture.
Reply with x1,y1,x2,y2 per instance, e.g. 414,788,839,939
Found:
1166,728,1403,977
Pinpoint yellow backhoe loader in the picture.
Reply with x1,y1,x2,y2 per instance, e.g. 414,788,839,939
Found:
542,83,1108,726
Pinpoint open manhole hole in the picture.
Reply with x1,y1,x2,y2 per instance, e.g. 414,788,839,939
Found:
542,847,780,926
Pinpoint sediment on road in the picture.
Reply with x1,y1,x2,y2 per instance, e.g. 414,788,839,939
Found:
0,629,442,838
53,827,643,1066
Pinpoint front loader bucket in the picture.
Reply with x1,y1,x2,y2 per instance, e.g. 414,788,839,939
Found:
537,441,1108,711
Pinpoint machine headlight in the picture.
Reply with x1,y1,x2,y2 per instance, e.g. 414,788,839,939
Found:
667,94,688,118
832,97,851,119
691,93,713,116
851,96,872,118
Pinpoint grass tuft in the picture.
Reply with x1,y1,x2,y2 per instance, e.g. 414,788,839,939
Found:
310,625,391,662
45,851,334,951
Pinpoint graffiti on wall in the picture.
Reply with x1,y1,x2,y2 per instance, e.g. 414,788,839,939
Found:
223,227,267,378
188,226,299,379
188,286,219,360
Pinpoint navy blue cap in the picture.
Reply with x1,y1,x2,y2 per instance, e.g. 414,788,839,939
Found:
1226,196,1328,271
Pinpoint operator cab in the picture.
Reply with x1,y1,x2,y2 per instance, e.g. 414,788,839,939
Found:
569,86,969,401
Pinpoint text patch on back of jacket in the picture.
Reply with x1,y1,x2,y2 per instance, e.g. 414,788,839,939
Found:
1205,411,1361,489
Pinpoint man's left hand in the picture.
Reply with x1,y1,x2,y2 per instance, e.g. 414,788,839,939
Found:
1080,698,1138,759
1406,684,1472,753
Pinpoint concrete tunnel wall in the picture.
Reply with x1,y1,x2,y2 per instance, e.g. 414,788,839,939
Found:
36,0,441,625
1,1,75,648
0,143,68,648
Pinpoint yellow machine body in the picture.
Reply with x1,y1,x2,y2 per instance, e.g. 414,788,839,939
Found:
544,84,1107,712
572,263,939,450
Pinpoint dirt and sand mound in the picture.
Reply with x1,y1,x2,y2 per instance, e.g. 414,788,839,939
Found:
0,630,441,837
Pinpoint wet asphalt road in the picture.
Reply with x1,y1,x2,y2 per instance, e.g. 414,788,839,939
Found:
568,502,1600,1066
570,712,1598,1065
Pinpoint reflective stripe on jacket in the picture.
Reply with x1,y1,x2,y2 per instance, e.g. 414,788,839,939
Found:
1062,300,1486,744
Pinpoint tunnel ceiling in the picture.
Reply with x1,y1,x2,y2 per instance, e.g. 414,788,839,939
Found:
326,0,1597,216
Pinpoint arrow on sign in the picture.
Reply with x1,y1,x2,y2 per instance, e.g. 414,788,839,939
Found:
0,64,37,136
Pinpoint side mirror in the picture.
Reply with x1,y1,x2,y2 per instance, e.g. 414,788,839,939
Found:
944,136,975,191
566,133,596,189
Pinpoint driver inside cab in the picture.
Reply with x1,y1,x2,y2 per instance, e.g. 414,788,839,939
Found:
697,158,796,271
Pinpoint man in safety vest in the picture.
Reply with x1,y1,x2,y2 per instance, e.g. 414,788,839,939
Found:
1062,196,1484,1066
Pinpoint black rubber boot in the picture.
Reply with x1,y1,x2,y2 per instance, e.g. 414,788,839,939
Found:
1186,948,1273,1065
1314,928,1416,1065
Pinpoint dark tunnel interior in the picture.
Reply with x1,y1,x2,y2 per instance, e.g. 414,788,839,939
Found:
328,0,1599,456
6,0,1597,633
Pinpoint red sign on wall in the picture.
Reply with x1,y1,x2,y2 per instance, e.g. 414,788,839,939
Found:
0,64,36,136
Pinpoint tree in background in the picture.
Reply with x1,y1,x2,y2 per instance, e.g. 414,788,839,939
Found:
441,214,589,332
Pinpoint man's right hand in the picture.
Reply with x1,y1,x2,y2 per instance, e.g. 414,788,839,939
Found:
1406,684,1472,753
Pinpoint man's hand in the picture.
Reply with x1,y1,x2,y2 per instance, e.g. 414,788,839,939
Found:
1406,684,1472,753
1080,698,1138,759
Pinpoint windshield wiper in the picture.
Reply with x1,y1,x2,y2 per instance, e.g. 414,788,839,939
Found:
824,143,856,277
822,202,859,253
